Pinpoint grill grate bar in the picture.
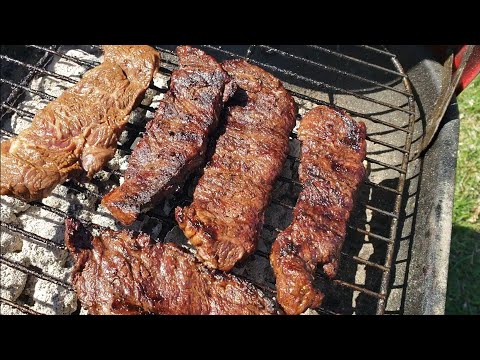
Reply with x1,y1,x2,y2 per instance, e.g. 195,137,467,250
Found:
375,57,416,314
1,78,56,101
152,46,175,56
358,45,397,57
0,54,77,84
1,103,36,119
307,45,404,77
349,226,394,243
314,307,339,315
0,127,15,137
0,297,42,315
289,90,411,133
62,180,102,198
258,45,410,97
29,200,69,218
364,204,398,219
332,279,385,299
365,157,406,174
364,180,402,195
366,135,408,154
201,45,415,116
346,254,389,271
26,45,100,68
271,198,295,210
1,222,66,250
0,256,74,291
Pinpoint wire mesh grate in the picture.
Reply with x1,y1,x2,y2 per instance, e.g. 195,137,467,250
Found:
0,45,416,315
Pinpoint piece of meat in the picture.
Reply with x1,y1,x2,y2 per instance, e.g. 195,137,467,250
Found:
64,218,277,315
102,46,231,226
270,105,367,315
175,59,296,272
0,45,160,202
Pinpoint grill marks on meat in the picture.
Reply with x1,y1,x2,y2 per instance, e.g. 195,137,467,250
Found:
176,60,296,272
64,218,276,315
0,45,160,202
270,106,367,315
102,46,230,226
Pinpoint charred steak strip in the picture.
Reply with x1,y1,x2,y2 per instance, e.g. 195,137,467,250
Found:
176,60,296,271
0,46,160,202
270,105,367,315
64,218,276,315
102,46,231,226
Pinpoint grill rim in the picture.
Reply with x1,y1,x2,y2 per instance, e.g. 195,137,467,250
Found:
0,44,417,315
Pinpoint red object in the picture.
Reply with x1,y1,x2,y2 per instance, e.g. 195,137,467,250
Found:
429,45,480,94
454,45,480,93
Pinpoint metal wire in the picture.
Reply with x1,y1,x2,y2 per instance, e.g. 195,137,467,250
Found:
0,297,43,315
374,55,416,314
0,44,415,315
308,45,404,77
257,45,410,97
201,45,415,116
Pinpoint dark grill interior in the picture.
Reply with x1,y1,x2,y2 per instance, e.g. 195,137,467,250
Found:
0,45,416,315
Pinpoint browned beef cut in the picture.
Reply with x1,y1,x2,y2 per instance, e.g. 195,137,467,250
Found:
0,46,159,202
64,218,276,315
101,46,231,226
175,59,296,272
270,105,367,315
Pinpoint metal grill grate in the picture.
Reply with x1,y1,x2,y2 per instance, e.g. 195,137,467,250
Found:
0,45,416,315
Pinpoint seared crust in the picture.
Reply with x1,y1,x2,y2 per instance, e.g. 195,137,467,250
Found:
176,59,296,271
102,46,229,226
270,105,367,315
65,218,277,315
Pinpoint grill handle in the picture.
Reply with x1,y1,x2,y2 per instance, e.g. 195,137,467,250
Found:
455,45,480,93
416,45,477,158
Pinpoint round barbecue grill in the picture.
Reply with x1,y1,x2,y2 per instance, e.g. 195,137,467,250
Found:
0,45,460,315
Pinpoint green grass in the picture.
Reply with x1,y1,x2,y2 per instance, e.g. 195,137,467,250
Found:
445,75,480,315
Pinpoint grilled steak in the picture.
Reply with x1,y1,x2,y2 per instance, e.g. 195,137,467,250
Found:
176,60,296,271
64,218,276,315
0,45,159,202
270,105,367,315
102,46,231,226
